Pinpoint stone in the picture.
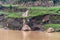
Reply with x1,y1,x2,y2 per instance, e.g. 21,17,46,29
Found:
46,27,54,33
22,24,31,31
7,18,22,30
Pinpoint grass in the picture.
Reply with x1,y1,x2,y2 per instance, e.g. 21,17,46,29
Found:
28,7,60,17
0,11,24,18
44,24,60,31
2,4,19,7
1,5,60,18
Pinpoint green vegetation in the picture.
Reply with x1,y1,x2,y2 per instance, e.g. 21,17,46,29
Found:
5,12,23,18
28,7,60,17
2,4,19,7
0,11,24,18
44,24,60,31
1,5,60,18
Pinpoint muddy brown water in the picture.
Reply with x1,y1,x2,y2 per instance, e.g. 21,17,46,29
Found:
0,30,60,40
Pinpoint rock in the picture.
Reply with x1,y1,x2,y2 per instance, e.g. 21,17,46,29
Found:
0,5,3,10
22,24,31,31
0,14,7,21
0,22,7,28
7,18,22,30
32,27,40,31
46,27,54,33
1,27,10,30
56,30,60,32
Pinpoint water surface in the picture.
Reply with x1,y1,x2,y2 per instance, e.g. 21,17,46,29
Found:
0,30,60,40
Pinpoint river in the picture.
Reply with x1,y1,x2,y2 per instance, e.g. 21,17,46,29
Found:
0,30,60,40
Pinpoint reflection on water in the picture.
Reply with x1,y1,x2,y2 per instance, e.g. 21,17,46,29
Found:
22,31,31,40
0,30,60,40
